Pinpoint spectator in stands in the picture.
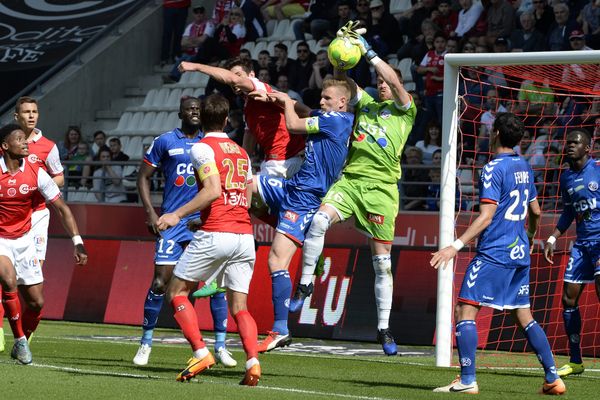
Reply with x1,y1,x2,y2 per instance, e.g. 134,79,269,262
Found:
242,0,268,42
274,74,303,102
240,48,260,72
93,148,127,203
58,125,83,161
397,18,438,65
396,0,438,41
415,120,443,164
461,41,476,52
160,0,190,66
453,0,485,39
288,41,315,93
257,67,273,84
68,141,93,188
215,8,247,57
492,36,510,52
433,0,459,38
479,88,508,155
108,137,130,162
485,0,516,46
271,42,291,78
579,0,600,48
417,33,447,122
292,0,338,42
532,0,555,35
164,6,215,83
212,0,236,25
425,151,442,211
457,153,479,211
446,37,459,52
406,90,430,146
548,3,578,51
319,0,356,46
513,72,557,120
303,49,333,107
401,146,429,211
91,130,106,158
262,0,308,21
225,109,245,146
510,11,545,51
355,0,371,23
367,0,400,56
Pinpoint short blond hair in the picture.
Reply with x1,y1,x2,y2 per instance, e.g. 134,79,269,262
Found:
322,79,351,99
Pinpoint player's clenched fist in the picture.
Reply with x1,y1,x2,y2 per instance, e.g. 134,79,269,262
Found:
178,61,196,73
267,91,291,105
157,212,180,231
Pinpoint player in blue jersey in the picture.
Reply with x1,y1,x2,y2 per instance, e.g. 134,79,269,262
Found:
544,129,600,378
133,97,235,368
430,113,565,395
252,79,354,352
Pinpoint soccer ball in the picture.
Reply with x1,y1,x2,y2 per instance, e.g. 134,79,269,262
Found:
327,37,361,70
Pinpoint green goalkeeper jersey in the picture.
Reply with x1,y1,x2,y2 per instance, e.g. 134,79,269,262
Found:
343,89,417,184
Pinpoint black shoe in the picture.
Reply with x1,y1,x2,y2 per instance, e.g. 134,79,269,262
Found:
377,328,398,356
289,283,314,313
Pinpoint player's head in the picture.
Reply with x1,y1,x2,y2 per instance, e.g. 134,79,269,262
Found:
376,67,403,101
491,112,524,149
14,96,39,133
201,93,229,132
0,123,29,158
320,79,351,112
227,57,254,78
179,96,202,130
565,128,591,162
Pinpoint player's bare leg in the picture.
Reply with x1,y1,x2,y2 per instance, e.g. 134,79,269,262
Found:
228,290,260,386
18,283,44,341
557,281,586,377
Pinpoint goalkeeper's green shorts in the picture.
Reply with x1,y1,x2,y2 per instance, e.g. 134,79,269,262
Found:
322,174,399,243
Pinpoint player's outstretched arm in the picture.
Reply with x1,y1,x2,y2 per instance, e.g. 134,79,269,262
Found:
49,197,88,265
137,162,160,236
178,61,254,93
373,59,411,107
267,92,306,133
430,203,497,269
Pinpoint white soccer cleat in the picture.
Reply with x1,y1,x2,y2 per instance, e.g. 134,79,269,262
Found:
133,343,152,366
433,376,479,394
215,347,237,368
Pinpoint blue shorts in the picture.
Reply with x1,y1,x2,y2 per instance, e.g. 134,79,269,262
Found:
154,219,193,265
257,175,320,244
458,257,530,310
564,240,600,284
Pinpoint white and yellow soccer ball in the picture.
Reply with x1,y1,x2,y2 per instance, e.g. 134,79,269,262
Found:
327,37,361,70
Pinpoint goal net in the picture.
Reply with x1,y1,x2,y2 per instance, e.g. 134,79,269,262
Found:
436,51,600,367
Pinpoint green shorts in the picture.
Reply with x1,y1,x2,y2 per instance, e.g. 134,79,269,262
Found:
323,174,399,242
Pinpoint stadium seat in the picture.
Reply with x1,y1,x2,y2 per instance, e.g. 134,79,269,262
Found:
162,112,179,132
164,88,183,110
125,136,143,160
83,191,98,203
241,41,255,53
115,136,130,152
257,19,282,42
124,112,144,134
289,40,301,59
306,39,318,53
150,88,170,110
142,136,154,148
404,81,416,91
193,87,205,98
114,112,133,134
151,111,169,134
251,41,268,59
281,21,296,41
390,0,412,14
64,186,80,202
187,72,209,88
136,89,158,111
398,58,414,82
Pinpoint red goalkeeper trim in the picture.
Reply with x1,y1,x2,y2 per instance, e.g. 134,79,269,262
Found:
372,237,393,245
457,297,480,307
480,198,497,204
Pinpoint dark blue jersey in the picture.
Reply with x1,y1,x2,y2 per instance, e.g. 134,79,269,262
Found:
476,153,537,268
557,158,600,242
144,128,202,220
287,110,353,197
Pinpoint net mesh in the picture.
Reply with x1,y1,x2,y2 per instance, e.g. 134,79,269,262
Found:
453,61,600,361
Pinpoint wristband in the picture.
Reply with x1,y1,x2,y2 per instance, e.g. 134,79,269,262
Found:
451,239,464,251
72,235,83,246
547,235,557,246
369,55,382,65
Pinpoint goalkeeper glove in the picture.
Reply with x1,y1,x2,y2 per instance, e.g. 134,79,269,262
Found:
348,33,378,62
336,20,361,38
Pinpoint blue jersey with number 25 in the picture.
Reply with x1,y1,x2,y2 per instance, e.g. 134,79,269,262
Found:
476,153,537,268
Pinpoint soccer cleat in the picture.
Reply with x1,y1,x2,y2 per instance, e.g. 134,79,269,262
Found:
557,362,584,377
540,378,566,395
215,347,237,368
133,343,152,366
257,331,292,353
11,338,32,365
240,363,261,386
192,281,226,298
433,376,479,394
0,327,5,353
377,328,398,356
289,283,314,313
176,353,216,382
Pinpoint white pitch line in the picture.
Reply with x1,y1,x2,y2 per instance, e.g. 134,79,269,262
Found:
0,360,161,380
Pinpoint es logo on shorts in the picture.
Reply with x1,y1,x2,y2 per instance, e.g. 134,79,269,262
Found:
367,213,384,225
284,210,299,223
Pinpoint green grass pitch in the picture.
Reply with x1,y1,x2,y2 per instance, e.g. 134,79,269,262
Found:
0,320,598,399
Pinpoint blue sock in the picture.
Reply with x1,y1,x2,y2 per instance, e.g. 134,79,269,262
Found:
271,270,291,335
141,289,164,346
455,320,477,385
524,320,559,383
563,307,583,364
210,292,228,351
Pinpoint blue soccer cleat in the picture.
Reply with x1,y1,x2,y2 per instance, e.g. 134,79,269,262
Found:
377,328,397,356
289,283,313,313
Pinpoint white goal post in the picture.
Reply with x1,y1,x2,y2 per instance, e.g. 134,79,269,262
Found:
436,50,600,367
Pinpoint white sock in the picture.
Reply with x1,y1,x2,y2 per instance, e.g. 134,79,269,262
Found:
300,211,330,286
193,346,209,359
373,254,393,331
246,357,259,369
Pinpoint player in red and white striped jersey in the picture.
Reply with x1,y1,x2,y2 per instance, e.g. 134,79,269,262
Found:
156,94,260,385
0,124,87,364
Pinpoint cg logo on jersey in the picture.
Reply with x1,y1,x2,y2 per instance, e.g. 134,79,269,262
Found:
174,163,196,187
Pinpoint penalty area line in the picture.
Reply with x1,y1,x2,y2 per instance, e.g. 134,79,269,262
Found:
0,360,161,380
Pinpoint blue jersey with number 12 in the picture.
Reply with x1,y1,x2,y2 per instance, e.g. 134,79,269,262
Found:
476,153,537,268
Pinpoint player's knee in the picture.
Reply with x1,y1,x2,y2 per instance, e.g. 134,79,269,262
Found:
561,294,578,308
151,278,168,294
307,211,331,238
372,254,392,277
27,298,44,312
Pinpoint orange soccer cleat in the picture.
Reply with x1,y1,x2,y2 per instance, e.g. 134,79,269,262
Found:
240,363,261,386
540,378,566,395
176,353,216,382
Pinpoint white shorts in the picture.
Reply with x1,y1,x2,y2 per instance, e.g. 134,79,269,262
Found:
260,156,303,179
31,208,50,261
0,231,43,286
173,231,255,294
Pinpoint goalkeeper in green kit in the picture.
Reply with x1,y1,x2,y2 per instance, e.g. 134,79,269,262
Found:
289,21,417,355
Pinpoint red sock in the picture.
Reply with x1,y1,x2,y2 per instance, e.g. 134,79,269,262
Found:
172,296,205,351
234,310,258,359
2,291,24,338
22,308,42,339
